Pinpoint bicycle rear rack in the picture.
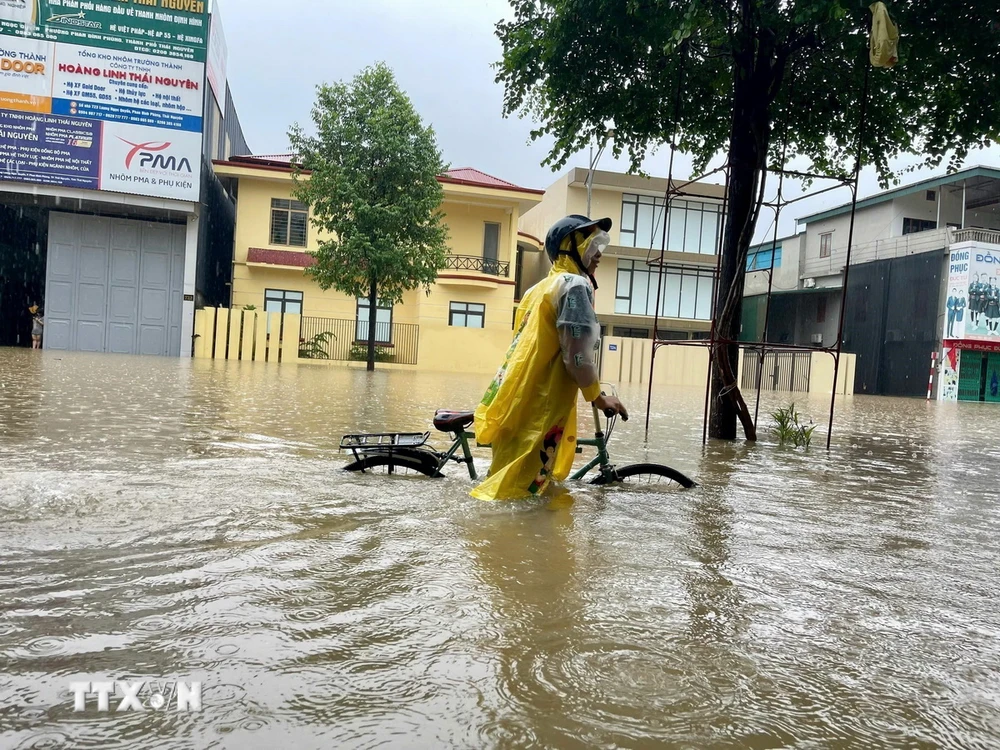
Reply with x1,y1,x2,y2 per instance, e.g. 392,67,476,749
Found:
340,432,430,452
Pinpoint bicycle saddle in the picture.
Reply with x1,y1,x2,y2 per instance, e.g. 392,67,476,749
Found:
433,410,475,432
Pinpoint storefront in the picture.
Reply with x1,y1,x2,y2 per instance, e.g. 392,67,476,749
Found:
0,0,225,355
939,242,1000,402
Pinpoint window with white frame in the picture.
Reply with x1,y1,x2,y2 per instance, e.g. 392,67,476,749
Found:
356,297,392,344
819,232,833,258
619,194,722,255
449,302,486,328
614,260,715,320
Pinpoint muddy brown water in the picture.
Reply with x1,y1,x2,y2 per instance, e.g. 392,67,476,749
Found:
1,350,998,749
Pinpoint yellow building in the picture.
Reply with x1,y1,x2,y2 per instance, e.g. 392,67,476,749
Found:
211,155,543,373
519,167,726,341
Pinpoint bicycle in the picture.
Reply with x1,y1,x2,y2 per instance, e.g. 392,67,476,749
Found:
340,392,696,489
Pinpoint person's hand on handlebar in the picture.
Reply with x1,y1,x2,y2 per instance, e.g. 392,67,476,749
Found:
594,393,629,421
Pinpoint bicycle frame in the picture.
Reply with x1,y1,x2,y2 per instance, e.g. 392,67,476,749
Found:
570,404,612,481
452,404,610,482
441,430,478,480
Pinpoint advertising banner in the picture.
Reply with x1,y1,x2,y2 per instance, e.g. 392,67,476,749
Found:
0,0,208,62
205,0,225,107
0,0,206,202
940,344,959,402
0,35,52,111
943,247,971,340
0,0,34,26
99,120,201,200
50,44,204,131
0,107,100,188
944,246,1000,343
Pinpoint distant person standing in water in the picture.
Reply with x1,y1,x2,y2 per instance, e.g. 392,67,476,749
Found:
29,305,43,349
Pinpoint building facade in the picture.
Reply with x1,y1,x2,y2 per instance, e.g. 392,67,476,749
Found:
519,168,726,341
742,165,1000,400
211,156,543,374
0,2,247,356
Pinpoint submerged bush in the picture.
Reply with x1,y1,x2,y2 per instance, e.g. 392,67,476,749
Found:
770,404,817,448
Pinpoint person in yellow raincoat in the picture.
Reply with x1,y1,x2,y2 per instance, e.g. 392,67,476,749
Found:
472,215,629,501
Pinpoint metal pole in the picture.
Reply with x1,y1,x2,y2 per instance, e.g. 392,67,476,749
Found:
645,53,686,439
645,145,677,438
961,181,967,229
827,54,872,451
587,145,594,216
587,135,611,217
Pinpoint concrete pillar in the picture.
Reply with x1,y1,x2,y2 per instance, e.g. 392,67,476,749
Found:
181,209,200,357
962,181,967,229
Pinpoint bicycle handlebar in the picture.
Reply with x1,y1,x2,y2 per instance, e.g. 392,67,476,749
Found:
599,391,628,422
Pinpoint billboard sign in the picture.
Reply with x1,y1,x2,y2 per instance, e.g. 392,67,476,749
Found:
0,0,208,62
944,246,1000,343
205,0,226,107
0,0,207,202
0,108,100,188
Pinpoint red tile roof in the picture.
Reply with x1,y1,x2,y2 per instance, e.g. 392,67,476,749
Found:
247,247,315,268
228,154,297,170
439,167,543,194
222,156,542,194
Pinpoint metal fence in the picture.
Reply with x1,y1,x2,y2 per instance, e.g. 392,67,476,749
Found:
298,316,420,365
444,254,510,277
740,351,812,392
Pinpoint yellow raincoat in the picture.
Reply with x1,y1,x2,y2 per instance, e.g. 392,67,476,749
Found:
472,254,602,501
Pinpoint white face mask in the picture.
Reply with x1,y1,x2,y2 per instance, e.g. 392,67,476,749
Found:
582,230,611,266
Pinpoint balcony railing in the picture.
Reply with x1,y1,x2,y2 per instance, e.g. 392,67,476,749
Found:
444,254,510,277
952,227,1000,246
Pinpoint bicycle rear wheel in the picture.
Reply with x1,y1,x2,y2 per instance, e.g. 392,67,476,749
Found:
343,452,444,478
590,463,696,489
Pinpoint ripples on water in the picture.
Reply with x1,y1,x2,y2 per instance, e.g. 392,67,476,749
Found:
1,350,999,749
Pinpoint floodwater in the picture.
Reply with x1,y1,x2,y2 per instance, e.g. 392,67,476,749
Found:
1,350,998,750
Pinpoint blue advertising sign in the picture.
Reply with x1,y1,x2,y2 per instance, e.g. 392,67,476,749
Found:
0,108,100,189
608,344,618,351
0,5,206,201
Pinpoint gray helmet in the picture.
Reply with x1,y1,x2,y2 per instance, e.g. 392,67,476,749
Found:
544,215,613,264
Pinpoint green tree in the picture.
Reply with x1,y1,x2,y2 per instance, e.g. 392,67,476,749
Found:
289,62,449,371
496,0,1000,439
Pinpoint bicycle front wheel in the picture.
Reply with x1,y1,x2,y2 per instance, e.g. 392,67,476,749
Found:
590,463,696,489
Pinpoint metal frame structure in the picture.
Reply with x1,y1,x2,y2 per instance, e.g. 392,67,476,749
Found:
642,58,872,450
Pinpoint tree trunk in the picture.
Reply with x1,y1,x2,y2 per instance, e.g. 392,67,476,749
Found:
367,276,377,372
708,24,776,441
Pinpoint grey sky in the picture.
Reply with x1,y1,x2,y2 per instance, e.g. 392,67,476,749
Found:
220,0,1000,240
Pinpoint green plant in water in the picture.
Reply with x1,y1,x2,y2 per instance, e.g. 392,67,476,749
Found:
299,331,336,359
349,343,395,363
770,403,816,448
